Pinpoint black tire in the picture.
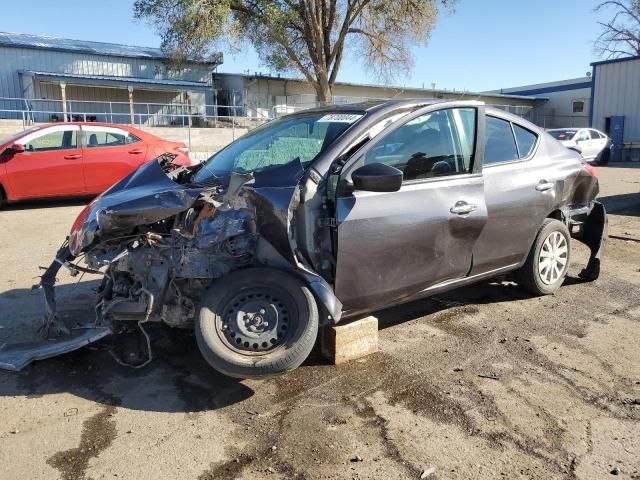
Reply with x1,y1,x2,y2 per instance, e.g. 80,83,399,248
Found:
515,219,571,296
599,148,610,165
196,267,319,379
0,185,5,208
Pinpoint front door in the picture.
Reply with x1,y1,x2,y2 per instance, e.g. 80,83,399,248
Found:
81,125,148,193
5,125,84,199
334,106,488,311
575,129,595,159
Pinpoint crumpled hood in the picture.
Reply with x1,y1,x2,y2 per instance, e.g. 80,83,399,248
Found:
69,158,305,259
69,159,203,255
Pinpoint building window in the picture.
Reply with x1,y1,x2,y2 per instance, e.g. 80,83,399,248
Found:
572,100,585,113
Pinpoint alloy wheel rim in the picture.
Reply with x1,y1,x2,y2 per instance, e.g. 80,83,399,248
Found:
538,231,568,285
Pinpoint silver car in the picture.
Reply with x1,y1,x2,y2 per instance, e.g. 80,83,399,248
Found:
547,128,612,164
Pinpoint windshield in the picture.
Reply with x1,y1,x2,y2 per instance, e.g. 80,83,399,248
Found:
193,112,363,183
1,126,40,146
548,130,577,141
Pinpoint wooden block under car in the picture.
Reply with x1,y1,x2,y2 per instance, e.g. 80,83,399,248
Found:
320,316,379,364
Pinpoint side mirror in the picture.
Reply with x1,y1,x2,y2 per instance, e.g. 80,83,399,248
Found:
11,143,25,153
351,162,403,192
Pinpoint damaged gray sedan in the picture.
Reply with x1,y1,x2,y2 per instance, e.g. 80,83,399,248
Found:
2,99,607,378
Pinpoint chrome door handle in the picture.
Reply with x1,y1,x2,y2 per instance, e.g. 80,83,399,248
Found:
450,201,477,215
536,180,554,192
63,154,81,160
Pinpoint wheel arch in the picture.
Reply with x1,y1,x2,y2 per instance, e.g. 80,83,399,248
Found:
547,208,567,223
515,208,569,269
254,238,343,324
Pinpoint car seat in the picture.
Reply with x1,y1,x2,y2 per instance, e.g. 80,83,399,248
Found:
88,134,98,147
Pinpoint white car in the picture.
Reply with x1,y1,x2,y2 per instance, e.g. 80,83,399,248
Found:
547,128,612,164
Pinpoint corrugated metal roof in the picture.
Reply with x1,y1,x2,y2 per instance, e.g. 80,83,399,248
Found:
0,31,221,65
591,55,640,67
22,70,211,90
215,72,545,101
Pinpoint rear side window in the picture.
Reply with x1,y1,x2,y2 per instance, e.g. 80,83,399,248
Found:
589,129,602,139
485,117,538,165
485,117,518,164
84,127,140,148
513,124,537,157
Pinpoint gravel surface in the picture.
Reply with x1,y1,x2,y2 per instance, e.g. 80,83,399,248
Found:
0,164,638,480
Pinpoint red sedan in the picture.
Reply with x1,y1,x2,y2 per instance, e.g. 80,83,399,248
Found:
0,123,191,206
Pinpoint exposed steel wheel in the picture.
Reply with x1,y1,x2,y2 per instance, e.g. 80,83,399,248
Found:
196,268,319,379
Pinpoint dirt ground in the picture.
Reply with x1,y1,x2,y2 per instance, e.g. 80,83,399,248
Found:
0,164,638,480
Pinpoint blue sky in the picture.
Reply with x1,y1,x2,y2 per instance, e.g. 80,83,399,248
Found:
0,0,613,91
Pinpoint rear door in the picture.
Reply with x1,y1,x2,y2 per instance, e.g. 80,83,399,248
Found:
589,129,607,154
81,125,148,193
5,125,84,199
470,116,552,274
334,106,488,311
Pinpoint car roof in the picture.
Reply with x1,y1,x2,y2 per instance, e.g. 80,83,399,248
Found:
22,121,140,131
54,121,137,129
289,99,542,132
287,98,453,116
2,122,181,145
24,122,167,140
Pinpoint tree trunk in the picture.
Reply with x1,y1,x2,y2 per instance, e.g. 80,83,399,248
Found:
314,78,333,105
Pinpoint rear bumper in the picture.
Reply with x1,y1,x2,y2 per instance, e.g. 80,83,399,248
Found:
572,201,607,281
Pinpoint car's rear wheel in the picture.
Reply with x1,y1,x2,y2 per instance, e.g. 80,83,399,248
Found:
599,147,610,165
196,267,319,379
516,219,571,295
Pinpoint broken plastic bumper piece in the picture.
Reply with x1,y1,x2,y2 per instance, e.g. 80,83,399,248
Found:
0,326,111,371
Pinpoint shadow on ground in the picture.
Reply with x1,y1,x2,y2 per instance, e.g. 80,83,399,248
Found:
1,196,93,212
0,280,254,414
598,191,640,217
0,268,594,415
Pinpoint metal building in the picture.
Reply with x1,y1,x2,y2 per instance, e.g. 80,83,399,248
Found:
214,72,546,121
0,32,222,125
487,77,593,129
0,31,548,134
590,56,640,162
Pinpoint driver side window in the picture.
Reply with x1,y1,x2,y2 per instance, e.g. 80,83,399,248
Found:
364,108,476,181
24,129,77,152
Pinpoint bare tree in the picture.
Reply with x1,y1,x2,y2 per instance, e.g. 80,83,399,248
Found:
134,0,454,103
594,0,640,58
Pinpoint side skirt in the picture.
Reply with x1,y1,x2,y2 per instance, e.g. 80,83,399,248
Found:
340,263,520,320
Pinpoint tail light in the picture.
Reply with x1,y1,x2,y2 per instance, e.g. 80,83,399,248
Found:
584,162,597,177
172,145,192,166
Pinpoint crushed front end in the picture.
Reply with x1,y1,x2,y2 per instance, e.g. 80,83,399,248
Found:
0,157,289,370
